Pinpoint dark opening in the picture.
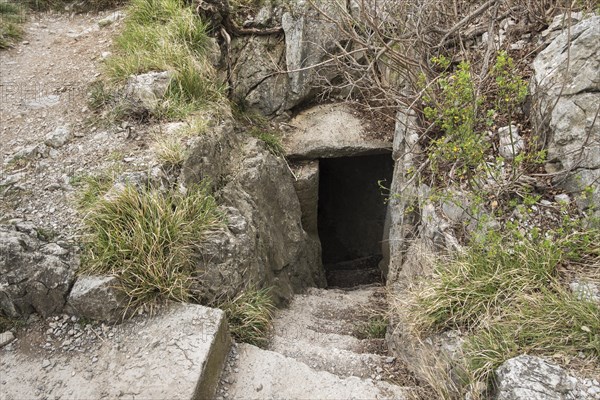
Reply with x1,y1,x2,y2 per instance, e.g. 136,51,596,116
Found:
318,153,394,287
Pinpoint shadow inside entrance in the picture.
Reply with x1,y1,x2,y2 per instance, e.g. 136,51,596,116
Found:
317,153,394,288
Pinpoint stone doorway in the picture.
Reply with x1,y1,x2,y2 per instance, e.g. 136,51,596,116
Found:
317,154,394,287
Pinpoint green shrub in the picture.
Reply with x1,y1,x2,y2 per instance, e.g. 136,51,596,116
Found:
221,288,276,347
421,52,529,183
80,182,223,310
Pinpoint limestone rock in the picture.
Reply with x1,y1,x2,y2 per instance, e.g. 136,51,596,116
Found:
532,16,600,212
570,280,600,304
123,71,173,112
230,0,344,115
495,355,598,400
0,331,15,348
290,160,320,236
282,103,392,159
65,276,127,323
183,113,325,305
498,125,524,160
230,35,288,116
4,143,49,165
0,224,76,318
281,0,341,109
98,11,125,28
44,126,72,149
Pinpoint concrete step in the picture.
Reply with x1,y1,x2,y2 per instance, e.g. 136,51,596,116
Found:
223,343,409,400
269,334,387,379
271,286,383,353
0,304,230,400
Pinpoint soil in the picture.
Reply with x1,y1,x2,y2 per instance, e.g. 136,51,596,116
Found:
0,9,157,242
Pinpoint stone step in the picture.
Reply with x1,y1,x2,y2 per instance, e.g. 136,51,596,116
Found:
269,334,387,379
223,343,409,400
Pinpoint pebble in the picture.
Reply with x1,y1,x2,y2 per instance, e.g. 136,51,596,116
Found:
554,194,570,204
42,359,51,368
0,332,16,348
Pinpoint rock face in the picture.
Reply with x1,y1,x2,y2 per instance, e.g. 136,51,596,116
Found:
230,0,343,115
382,108,462,285
290,160,320,236
0,224,76,318
495,355,600,400
532,16,600,212
182,112,326,305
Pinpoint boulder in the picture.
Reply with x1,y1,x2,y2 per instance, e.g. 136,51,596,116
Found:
532,16,600,212
65,275,127,323
183,113,326,305
495,355,600,400
0,225,76,318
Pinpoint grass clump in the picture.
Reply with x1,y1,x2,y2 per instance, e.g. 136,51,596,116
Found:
466,288,600,385
104,0,223,119
0,315,25,332
152,135,186,167
0,2,26,49
249,127,284,157
72,171,116,209
221,288,276,347
407,221,600,394
80,182,223,310
356,314,389,339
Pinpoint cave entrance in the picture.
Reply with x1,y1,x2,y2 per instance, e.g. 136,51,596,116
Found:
318,153,394,288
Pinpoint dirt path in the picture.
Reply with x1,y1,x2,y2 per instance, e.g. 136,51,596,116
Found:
0,9,155,239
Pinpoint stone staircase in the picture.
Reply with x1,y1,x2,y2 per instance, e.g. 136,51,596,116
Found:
217,286,417,399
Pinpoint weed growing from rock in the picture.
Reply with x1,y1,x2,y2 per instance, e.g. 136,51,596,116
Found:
221,288,276,347
248,127,285,157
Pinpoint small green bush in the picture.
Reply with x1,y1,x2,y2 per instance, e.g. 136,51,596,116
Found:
80,182,223,310
421,52,529,183
221,288,276,347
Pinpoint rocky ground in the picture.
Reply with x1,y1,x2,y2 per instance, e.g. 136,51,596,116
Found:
0,9,157,240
